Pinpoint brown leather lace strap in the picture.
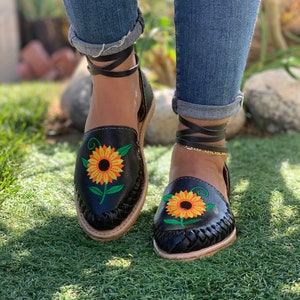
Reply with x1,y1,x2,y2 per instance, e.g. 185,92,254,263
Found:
176,115,227,154
86,46,139,78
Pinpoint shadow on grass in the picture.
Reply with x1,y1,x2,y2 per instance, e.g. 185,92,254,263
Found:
0,134,299,299
0,208,156,299
229,133,300,298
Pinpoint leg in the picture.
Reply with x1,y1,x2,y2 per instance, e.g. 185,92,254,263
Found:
63,1,154,240
154,0,261,260
63,0,144,131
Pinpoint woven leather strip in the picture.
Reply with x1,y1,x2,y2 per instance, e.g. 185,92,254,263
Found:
86,46,139,78
176,115,227,154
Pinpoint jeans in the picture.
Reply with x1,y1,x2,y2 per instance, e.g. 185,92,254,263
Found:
63,0,261,120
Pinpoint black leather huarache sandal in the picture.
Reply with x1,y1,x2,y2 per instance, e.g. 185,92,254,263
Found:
153,115,236,260
74,45,154,241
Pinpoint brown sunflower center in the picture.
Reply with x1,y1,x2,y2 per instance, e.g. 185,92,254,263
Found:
180,201,192,210
98,159,110,171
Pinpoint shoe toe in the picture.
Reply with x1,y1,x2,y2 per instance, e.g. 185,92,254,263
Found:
153,177,235,257
74,126,145,231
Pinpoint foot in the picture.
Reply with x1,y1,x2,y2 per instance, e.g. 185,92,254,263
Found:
74,47,155,241
85,51,141,132
153,115,236,260
169,116,230,202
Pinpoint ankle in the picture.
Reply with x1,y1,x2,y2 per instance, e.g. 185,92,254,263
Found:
170,144,229,201
84,52,141,132
88,51,137,72
169,115,231,200
180,115,230,127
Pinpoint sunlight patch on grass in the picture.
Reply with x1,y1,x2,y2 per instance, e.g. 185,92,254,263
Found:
231,178,250,214
54,285,79,300
105,256,132,268
282,281,300,297
280,160,300,193
269,188,299,240
233,179,250,194
270,191,296,217
11,249,31,262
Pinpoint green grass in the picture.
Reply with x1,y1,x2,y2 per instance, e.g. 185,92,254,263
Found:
0,83,52,205
0,83,299,299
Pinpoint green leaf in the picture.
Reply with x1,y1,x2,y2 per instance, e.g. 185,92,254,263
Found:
191,186,209,198
162,194,173,202
117,144,132,156
81,158,89,168
89,186,103,196
206,204,215,211
87,137,101,150
163,219,181,225
159,16,171,27
106,184,124,195
184,219,201,225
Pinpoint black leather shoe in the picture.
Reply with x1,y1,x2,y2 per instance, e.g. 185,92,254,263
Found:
74,46,154,241
153,116,236,260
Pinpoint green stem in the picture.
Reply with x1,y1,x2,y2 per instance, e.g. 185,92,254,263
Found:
180,218,185,228
99,183,107,205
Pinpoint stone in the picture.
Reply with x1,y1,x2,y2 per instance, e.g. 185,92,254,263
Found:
60,57,92,131
227,108,246,139
145,89,246,144
51,48,81,79
61,63,245,142
20,40,55,80
244,68,300,133
145,89,176,145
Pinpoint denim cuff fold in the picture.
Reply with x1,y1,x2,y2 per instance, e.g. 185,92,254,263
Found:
172,92,243,120
68,9,144,57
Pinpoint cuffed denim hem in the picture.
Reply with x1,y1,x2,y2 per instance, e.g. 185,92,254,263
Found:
172,92,243,120
68,9,144,57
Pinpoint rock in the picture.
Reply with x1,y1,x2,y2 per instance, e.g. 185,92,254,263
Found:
19,41,80,81
145,89,176,145
20,40,55,79
60,57,92,131
51,48,81,79
61,65,245,142
227,108,246,139
244,68,300,133
145,89,245,144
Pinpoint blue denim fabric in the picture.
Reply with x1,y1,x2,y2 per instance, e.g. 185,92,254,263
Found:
63,0,260,119
63,0,143,57
173,0,260,119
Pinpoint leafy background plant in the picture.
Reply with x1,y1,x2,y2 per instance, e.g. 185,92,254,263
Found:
17,0,66,20
243,2,300,84
16,0,300,85
0,84,50,205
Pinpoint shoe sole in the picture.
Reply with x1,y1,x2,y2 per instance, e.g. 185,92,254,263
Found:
153,227,236,261
74,99,155,242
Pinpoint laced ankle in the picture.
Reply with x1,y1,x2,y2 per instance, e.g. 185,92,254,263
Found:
176,115,227,155
86,46,139,78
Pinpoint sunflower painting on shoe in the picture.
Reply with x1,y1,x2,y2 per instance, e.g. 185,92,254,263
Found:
163,187,215,228
82,137,131,205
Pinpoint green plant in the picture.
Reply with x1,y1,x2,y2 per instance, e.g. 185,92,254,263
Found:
17,0,66,20
243,10,300,85
0,83,52,206
136,1,175,87
137,1,300,87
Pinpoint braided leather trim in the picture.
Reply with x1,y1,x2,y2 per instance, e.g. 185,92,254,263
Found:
76,158,144,230
154,208,235,254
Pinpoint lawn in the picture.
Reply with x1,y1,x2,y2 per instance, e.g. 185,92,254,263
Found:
0,82,299,299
